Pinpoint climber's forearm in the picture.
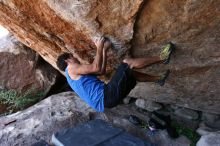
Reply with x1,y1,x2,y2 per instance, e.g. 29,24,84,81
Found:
100,49,107,75
92,46,103,73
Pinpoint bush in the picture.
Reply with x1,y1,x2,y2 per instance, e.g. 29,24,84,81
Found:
0,89,45,114
171,121,201,146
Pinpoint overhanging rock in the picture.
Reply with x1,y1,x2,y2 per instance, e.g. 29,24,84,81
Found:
0,0,219,114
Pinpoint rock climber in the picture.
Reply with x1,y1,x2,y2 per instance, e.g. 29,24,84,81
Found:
56,37,175,112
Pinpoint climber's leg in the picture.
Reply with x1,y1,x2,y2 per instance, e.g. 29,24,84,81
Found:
123,56,162,69
133,70,170,86
104,63,136,108
123,42,175,69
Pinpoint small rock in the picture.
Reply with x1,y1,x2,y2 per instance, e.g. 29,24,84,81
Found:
170,105,180,111
123,96,132,104
197,123,219,136
174,108,199,120
145,129,191,146
174,135,191,146
155,104,173,116
135,99,162,112
202,112,219,123
196,132,220,146
202,112,220,130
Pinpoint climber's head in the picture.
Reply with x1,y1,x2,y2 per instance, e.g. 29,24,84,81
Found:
56,53,78,71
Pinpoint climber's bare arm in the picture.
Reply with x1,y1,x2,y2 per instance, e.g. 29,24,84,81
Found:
98,48,107,75
98,40,111,75
92,39,111,75
68,37,104,75
70,63,101,75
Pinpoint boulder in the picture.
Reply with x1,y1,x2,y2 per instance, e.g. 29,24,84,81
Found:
123,96,132,104
201,112,220,130
196,123,220,146
0,34,58,93
0,0,143,72
0,0,219,114
196,132,220,146
0,92,93,146
174,108,199,120
197,122,220,136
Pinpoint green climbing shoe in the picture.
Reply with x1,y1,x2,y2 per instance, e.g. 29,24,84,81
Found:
160,42,175,64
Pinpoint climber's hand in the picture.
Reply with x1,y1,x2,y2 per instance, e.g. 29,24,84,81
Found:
95,36,105,50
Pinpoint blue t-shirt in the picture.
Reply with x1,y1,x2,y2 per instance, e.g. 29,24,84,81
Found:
65,68,105,112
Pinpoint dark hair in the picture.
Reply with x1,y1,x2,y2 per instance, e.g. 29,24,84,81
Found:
56,53,72,71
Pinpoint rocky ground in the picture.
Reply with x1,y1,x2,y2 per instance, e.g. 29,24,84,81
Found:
0,0,220,114
0,92,219,146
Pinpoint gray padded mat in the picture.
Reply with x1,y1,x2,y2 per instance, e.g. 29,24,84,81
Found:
52,119,152,146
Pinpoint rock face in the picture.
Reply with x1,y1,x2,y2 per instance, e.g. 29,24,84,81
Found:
129,0,220,114
0,0,143,71
0,34,58,93
0,0,219,113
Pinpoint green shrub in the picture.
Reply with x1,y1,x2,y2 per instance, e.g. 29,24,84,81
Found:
0,89,46,113
171,122,201,146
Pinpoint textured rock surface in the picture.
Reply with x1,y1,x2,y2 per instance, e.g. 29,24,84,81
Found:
0,0,219,113
202,113,220,130
196,123,220,146
0,0,143,71
129,0,220,114
0,35,58,93
174,108,199,120
197,123,219,136
135,99,162,112
0,92,191,146
196,132,220,146
0,92,92,146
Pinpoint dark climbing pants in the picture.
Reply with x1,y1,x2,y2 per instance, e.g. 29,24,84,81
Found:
104,63,136,108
